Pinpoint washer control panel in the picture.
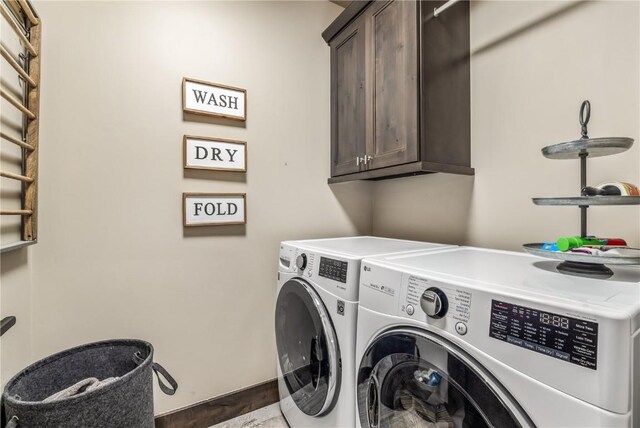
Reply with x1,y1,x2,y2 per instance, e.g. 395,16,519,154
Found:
400,275,473,327
489,300,598,370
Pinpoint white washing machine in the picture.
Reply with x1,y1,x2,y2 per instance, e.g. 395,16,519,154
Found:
275,237,454,428
356,247,640,428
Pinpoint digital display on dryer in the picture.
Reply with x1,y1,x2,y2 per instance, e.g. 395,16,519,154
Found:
318,257,348,283
489,300,598,370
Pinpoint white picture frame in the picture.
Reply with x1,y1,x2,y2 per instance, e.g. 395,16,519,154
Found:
183,193,247,227
183,136,247,172
182,77,247,121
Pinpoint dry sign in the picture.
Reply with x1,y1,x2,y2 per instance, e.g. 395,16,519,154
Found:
183,193,246,226
182,77,247,121
184,136,247,172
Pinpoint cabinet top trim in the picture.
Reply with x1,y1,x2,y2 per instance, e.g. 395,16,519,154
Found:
322,0,372,43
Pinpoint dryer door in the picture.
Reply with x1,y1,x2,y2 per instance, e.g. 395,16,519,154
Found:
275,278,341,417
357,328,534,428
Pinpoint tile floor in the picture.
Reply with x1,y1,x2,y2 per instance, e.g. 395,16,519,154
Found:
210,403,288,428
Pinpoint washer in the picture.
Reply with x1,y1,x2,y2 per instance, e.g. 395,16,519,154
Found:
275,237,454,428
356,247,640,427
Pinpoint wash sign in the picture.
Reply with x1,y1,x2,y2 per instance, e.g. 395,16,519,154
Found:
182,77,247,121
183,193,246,226
184,136,247,172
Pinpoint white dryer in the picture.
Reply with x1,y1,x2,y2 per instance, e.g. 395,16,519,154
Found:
275,237,454,428
356,247,640,427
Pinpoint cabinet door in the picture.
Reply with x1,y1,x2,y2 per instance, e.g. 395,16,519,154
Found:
330,18,366,177
365,0,419,170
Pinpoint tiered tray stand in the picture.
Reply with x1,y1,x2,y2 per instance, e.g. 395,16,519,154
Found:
523,101,640,278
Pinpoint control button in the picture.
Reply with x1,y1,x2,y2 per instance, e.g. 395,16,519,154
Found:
420,287,448,319
296,253,307,270
406,305,414,316
455,322,468,336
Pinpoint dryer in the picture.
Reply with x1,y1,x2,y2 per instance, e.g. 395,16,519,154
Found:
356,247,640,427
275,237,454,428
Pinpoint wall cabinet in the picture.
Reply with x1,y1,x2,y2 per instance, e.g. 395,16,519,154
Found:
323,0,474,183
330,17,366,176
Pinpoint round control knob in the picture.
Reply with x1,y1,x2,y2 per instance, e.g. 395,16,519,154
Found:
296,253,307,270
420,287,448,319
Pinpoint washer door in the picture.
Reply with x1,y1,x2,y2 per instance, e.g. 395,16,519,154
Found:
275,278,341,417
357,328,534,428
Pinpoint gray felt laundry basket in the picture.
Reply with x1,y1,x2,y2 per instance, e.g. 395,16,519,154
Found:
2,339,177,428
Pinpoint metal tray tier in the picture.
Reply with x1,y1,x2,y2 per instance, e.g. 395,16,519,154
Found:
532,196,640,206
542,137,633,159
523,243,640,265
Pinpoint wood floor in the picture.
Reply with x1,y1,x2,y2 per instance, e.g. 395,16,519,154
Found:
209,403,288,428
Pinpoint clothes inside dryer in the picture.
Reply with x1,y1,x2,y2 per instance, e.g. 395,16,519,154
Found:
357,330,525,428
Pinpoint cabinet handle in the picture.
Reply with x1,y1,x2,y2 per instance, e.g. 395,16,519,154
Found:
356,156,364,166
363,155,372,165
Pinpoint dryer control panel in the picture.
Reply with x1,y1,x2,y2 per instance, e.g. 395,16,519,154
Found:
280,243,362,302
318,257,348,283
489,300,599,370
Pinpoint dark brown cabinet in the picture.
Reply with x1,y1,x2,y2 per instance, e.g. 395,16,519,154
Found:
323,0,474,183
330,17,366,176
365,0,419,171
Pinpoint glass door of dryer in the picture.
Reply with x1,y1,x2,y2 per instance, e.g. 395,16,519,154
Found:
275,278,341,417
357,329,533,428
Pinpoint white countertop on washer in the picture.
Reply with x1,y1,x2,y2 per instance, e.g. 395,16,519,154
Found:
365,246,640,312
286,236,452,258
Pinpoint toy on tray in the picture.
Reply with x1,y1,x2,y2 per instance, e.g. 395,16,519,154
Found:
556,236,627,252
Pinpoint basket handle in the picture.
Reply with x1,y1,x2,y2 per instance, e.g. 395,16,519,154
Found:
6,416,19,428
133,352,178,396
151,362,178,396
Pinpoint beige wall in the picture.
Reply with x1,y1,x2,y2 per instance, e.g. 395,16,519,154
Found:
0,249,32,389
1,11,34,388
373,1,640,250
22,0,368,414
2,0,639,417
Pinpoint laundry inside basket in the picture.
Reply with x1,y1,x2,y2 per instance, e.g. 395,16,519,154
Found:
43,377,119,403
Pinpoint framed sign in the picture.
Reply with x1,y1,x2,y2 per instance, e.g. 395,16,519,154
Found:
182,77,247,121
183,193,246,226
183,136,247,172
